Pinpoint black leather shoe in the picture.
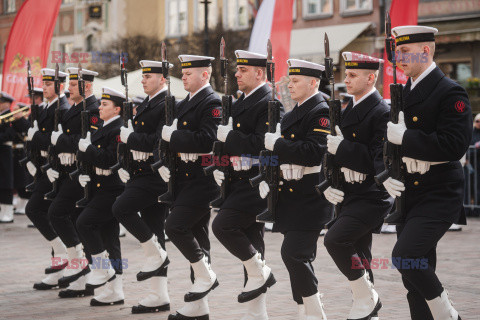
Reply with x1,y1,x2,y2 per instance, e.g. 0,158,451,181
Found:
90,298,124,306
131,303,170,313
58,266,90,287
136,257,170,281
58,287,94,298
33,282,57,290
168,312,209,320
237,273,276,303
184,279,219,302
45,261,68,274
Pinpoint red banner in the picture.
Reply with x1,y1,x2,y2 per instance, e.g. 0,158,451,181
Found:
270,0,294,82
382,0,419,98
1,0,62,106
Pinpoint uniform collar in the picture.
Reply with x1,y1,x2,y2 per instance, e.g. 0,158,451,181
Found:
189,83,211,100
244,82,267,99
149,87,167,100
102,115,120,127
411,62,436,90
298,92,319,106
353,87,377,107
46,94,65,109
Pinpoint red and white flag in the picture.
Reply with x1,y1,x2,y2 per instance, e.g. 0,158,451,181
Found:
383,0,419,98
1,0,62,105
248,0,294,82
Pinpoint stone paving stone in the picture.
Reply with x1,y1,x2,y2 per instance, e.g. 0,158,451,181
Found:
1,214,479,319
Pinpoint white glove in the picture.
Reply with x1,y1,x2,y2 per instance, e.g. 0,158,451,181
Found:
264,123,281,151
46,168,59,183
78,174,91,187
387,111,407,145
291,164,305,180
27,120,39,141
402,157,430,175
323,186,344,205
51,124,63,146
341,167,367,184
118,168,130,183
259,181,270,199
327,126,344,155
217,117,233,142
78,132,91,152
158,166,170,183
213,169,224,186
280,164,292,180
180,153,199,162
26,161,37,177
162,119,178,142
383,177,405,198
120,119,134,144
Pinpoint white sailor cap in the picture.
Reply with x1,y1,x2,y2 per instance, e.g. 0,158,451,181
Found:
178,55,215,69
392,25,438,46
41,68,67,82
132,95,145,105
34,87,43,94
342,52,384,70
235,50,267,67
101,87,126,105
66,67,98,81
139,60,173,74
16,102,28,107
287,59,325,78
0,91,15,102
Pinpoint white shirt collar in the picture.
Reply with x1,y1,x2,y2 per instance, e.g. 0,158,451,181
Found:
102,115,120,127
353,87,377,107
149,87,167,100
244,82,266,99
46,96,59,109
298,92,318,107
189,83,211,100
410,62,436,90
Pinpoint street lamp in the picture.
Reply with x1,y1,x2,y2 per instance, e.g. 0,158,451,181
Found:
200,0,211,56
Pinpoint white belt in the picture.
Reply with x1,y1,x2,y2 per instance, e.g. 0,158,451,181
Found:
13,143,24,148
430,161,449,165
131,150,153,161
2,141,13,147
95,167,112,176
58,153,77,166
304,165,322,175
40,150,48,158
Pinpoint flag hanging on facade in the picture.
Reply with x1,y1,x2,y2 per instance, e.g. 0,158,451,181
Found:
1,0,62,105
383,0,419,98
248,0,294,83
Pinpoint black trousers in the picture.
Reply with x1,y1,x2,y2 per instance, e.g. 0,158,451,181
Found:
323,215,375,282
25,175,57,241
0,188,13,204
112,178,168,248
165,206,211,263
77,189,123,274
392,216,451,320
48,176,83,248
281,230,321,305
212,208,265,261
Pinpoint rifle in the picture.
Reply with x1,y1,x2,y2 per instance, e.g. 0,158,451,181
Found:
315,33,343,229
110,54,134,175
151,41,177,204
70,64,94,207
42,63,62,201
203,37,232,209
374,12,406,225
249,39,281,223
20,60,41,192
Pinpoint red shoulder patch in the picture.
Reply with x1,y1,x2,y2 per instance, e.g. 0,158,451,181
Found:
90,116,99,124
455,101,465,113
212,108,222,118
116,135,121,142
319,117,330,128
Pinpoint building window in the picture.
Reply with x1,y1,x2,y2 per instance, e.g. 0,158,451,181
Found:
62,0,74,5
194,0,218,32
440,62,472,87
303,0,333,19
223,0,249,30
76,11,83,32
293,0,297,21
340,0,373,16
4,0,16,14
166,0,188,37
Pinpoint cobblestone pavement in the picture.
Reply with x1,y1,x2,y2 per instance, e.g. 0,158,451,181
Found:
1,214,479,319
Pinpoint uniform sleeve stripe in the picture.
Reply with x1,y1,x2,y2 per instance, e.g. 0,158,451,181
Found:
314,128,330,134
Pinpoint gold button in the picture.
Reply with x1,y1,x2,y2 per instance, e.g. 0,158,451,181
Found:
96,183,100,187
290,134,295,138
135,121,138,125
142,122,144,125
186,173,189,177
352,133,356,138
139,168,142,171
414,181,419,186
239,177,242,180
183,121,187,126
413,116,418,122
97,145,101,148
281,135,284,138
237,123,240,128
278,188,282,192
66,129,70,133
289,188,293,192
266,122,269,125
42,128,46,131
